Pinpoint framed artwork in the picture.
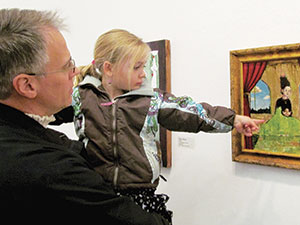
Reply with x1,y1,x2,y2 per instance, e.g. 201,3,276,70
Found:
230,43,300,170
145,39,172,168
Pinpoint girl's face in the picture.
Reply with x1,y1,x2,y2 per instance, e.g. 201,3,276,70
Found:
112,58,147,91
282,86,291,99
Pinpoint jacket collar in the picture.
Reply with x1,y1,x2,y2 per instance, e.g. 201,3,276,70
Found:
0,103,84,155
79,75,155,97
0,103,45,132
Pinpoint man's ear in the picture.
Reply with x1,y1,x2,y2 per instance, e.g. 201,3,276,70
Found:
12,74,38,99
102,61,113,77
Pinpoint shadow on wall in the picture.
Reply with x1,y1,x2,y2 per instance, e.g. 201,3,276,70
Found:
233,162,300,187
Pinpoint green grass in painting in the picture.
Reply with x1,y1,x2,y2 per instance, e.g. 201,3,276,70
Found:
254,108,300,155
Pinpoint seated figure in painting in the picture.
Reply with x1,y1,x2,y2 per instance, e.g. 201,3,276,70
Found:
275,75,292,117
254,74,300,154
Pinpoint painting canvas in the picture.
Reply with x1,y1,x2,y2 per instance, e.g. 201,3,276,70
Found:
230,43,300,170
145,39,172,168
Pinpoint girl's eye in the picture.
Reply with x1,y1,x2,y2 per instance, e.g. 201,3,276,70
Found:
134,62,146,70
134,65,143,70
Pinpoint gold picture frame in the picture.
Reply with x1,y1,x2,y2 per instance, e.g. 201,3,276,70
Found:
230,43,300,170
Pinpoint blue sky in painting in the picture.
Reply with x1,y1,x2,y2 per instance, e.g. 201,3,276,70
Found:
250,80,270,110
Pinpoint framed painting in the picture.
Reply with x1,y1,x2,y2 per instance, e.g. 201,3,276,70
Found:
145,39,172,168
230,43,300,170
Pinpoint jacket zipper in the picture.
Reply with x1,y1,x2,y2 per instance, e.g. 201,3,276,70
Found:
111,99,119,187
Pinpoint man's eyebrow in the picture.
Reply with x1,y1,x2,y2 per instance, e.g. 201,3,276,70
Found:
62,57,72,68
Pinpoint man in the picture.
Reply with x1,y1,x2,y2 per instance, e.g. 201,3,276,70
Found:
0,8,168,223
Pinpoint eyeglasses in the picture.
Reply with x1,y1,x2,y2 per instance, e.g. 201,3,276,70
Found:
27,58,76,76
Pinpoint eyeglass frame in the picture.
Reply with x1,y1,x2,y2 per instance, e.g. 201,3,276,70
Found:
26,58,76,76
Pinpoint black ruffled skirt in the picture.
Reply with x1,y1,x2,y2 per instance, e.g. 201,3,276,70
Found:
117,188,173,224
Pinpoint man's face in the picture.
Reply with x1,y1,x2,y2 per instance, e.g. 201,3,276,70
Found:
35,28,78,115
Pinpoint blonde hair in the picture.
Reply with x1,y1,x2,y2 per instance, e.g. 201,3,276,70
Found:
74,29,150,87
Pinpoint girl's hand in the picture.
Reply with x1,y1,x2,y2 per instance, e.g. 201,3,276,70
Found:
233,115,265,137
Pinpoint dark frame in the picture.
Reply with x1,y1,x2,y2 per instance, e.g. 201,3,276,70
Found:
147,40,172,168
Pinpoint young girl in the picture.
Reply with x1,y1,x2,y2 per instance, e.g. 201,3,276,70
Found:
71,29,263,224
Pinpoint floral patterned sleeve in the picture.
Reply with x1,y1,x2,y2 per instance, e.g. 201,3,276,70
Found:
72,86,82,117
154,89,235,133
72,87,86,140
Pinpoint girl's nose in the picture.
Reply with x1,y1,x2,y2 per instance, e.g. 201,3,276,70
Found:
140,70,146,78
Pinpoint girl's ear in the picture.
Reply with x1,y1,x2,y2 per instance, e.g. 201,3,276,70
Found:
102,61,113,77
12,74,38,99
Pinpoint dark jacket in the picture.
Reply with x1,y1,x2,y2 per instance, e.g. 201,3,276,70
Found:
0,103,168,224
71,75,236,190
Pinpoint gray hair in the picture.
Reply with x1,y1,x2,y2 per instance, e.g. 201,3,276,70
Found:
0,8,66,99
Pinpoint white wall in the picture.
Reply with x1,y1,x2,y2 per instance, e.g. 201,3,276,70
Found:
3,0,300,224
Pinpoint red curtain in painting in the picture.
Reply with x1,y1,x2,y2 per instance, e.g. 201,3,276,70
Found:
243,61,267,149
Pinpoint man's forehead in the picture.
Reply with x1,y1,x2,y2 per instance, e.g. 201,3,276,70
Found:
45,29,70,68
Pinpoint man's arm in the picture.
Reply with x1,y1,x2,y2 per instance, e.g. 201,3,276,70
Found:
32,146,168,224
